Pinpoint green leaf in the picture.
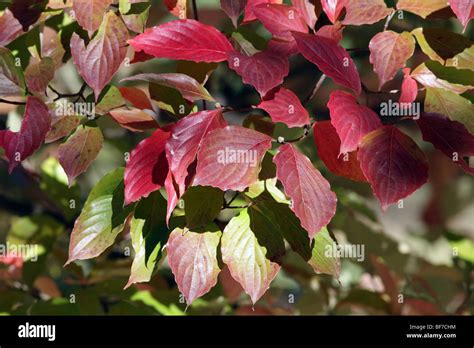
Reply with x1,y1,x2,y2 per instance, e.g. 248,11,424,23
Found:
95,85,126,115
0,46,25,96
221,209,281,304
425,60,474,87
176,61,218,84
446,45,474,71
308,227,341,278
183,186,224,229
66,168,133,265
125,191,170,289
425,87,474,135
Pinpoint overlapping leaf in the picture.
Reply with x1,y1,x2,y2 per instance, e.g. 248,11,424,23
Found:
369,31,415,90
293,32,361,95
358,126,429,210
167,226,222,305
0,47,25,97
417,113,474,174
227,50,289,97
72,0,113,35
167,109,227,196
342,0,393,26
124,128,171,205
58,126,104,186
221,0,247,27
25,57,55,94
0,97,51,173
243,0,282,22
449,0,473,31
397,0,448,18
411,63,470,94
327,90,382,154
273,143,337,238
313,121,366,182
254,3,308,41
0,8,23,46
129,19,233,63
321,0,345,23
71,11,129,99
399,68,418,104
193,126,273,191
257,87,310,128
292,0,317,29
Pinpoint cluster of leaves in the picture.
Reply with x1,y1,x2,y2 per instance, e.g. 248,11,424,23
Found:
0,0,473,307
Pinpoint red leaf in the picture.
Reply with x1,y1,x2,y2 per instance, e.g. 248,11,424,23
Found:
109,108,159,132
327,90,382,154
8,0,45,30
399,68,418,104
0,8,23,46
292,0,317,29
358,126,428,210
321,0,345,23
342,0,393,26
167,227,222,305
293,32,361,95
221,0,247,27
243,0,282,22
193,126,273,191
417,113,474,174
124,129,171,205
313,121,366,182
164,0,187,18
257,87,310,128
450,0,473,31
254,3,308,41
71,12,129,99
166,109,227,196
273,143,337,238
164,169,179,223
130,50,154,64
72,0,113,36
0,97,51,173
227,50,289,97
118,87,153,110
369,31,415,90
315,23,344,42
129,19,233,63
267,39,299,57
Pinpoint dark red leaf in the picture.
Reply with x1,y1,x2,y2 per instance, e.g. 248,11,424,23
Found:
193,126,273,191
417,113,474,174
0,96,51,173
257,87,310,128
313,121,366,182
124,128,171,205
327,90,382,154
227,50,289,97
273,143,337,238
129,19,233,63
358,126,429,210
293,32,361,95
254,3,307,41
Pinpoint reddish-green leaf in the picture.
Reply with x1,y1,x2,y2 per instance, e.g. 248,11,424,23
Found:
122,73,214,102
167,226,222,305
308,227,341,278
358,126,429,210
45,115,83,143
124,128,171,205
254,3,308,41
0,47,26,97
129,19,233,63
342,0,393,26
227,50,289,97
369,31,415,90
313,121,366,182
327,90,382,154
167,109,227,196
66,168,132,265
273,143,337,238
193,126,273,191
72,0,113,36
58,126,104,186
221,0,247,27
293,32,361,95
0,8,23,46
316,23,344,42
71,11,129,99
0,96,51,173
417,113,474,174
257,87,310,128
109,108,159,132
450,0,473,31
397,0,448,18
25,57,55,94
221,209,280,304
118,86,153,110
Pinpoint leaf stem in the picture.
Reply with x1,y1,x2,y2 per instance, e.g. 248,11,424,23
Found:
383,9,396,31
303,74,327,105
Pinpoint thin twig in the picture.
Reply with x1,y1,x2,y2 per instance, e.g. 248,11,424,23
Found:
0,98,26,105
303,74,327,105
